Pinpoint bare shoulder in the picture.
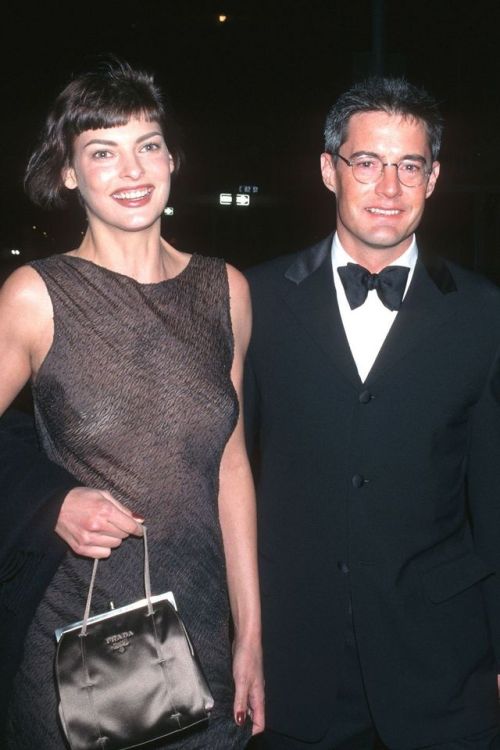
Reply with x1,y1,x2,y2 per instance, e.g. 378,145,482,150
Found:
0,265,54,390
1,263,47,300
0,265,52,333
226,263,250,305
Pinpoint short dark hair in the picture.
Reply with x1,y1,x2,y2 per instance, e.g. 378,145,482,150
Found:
324,77,444,162
25,58,182,209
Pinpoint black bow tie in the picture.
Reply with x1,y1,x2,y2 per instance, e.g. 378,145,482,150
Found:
337,263,410,311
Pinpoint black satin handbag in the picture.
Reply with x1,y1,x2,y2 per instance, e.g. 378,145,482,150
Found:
54,527,214,750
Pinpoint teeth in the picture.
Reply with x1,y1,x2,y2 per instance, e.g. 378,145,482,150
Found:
367,208,400,215
113,188,151,200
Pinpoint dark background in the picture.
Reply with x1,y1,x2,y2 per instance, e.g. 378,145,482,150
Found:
0,0,499,279
0,4,499,741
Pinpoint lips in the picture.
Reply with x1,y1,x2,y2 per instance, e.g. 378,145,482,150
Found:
111,186,153,203
366,207,402,216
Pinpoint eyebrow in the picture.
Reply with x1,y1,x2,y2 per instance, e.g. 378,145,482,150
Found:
350,150,428,163
82,130,163,149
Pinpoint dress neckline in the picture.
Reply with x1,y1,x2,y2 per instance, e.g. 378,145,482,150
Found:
60,252,197,287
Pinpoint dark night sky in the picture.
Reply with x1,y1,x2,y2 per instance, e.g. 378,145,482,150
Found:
0,0,499,273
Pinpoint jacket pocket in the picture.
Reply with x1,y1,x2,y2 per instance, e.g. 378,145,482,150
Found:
421,551,494,603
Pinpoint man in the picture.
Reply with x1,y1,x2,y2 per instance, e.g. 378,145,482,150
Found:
244,77,500,748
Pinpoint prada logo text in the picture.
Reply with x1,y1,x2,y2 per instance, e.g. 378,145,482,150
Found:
105,630,134,653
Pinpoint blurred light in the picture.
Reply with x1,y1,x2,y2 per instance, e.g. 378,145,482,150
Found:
218,14,228,23
32,225,37,230
164,206,174,215
219,193,233,205
10,249,21,255
236,194,250,206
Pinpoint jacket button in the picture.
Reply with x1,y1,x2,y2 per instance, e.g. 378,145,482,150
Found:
352,474,366,488
359,390,372,404
337,561,350,574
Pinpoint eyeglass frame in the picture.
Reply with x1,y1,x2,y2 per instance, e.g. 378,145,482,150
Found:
331,151,433,188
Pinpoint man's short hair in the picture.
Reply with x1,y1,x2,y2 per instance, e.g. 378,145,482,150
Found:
324,77,444,162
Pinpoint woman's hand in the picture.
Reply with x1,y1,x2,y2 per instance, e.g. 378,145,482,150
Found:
233,635,265,735
55,487,143,558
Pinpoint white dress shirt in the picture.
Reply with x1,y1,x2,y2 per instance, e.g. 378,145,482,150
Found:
331,234,418,382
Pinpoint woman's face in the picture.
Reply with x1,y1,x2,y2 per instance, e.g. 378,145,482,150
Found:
63,116,174,233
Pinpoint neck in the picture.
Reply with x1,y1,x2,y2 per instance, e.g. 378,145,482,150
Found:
69,222,184,283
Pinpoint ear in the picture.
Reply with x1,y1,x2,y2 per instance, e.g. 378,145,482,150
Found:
425,161,440,199
62,165,78,190
168,152,175,174
320,152,337,194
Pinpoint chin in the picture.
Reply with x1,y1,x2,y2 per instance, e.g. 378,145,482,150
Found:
365,231,411,250
122,214,162,232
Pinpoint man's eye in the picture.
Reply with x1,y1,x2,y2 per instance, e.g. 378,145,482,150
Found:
400,161,422,173
356,159,377,169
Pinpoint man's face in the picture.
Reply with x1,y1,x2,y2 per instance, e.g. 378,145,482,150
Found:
320,111,440,268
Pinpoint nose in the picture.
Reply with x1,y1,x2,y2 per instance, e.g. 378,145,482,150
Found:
120,151,144,180
375,163,402,198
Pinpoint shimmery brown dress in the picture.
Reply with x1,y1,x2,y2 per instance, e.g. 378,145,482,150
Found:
6,253,251,749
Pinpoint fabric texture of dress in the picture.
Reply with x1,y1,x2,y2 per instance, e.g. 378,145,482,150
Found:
6,252,251,749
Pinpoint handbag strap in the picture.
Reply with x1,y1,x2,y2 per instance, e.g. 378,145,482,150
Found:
81,525,153,636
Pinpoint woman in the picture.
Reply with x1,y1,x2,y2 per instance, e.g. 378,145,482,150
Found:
0,59,264,748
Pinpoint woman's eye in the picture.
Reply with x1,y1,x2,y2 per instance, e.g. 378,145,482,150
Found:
92,150,112,159
141,142,161,152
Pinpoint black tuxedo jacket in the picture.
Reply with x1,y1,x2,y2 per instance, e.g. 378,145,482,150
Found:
244,235,500,747
0,409,77,737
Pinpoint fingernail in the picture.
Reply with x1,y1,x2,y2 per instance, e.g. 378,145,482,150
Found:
236,711,245,726
132,513,145,522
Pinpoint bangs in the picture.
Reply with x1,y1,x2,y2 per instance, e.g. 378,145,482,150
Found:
64,87,165,138
53,66,167,139
67,106,163,136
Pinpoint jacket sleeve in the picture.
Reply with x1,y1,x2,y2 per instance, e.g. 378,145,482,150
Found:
467,346,500,671
243,346,261,457
0,409,78,582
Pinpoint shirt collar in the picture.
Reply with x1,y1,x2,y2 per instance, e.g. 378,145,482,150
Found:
331,232,418,273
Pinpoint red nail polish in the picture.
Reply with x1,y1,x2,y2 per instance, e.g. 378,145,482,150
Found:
132,513,145,522
236,710,245,726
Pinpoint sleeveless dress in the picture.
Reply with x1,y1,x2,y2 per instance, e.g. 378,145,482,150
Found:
6,253,252,749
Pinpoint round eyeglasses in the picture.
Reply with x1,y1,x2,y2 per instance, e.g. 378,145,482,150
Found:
333,152,432,188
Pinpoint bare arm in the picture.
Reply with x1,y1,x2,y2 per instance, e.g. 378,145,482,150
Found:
0,267,39,412
0,267,142,558
218,265,264,734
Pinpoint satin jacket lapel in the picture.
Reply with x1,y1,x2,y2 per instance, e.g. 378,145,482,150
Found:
365,255,458,386
282,236,361,389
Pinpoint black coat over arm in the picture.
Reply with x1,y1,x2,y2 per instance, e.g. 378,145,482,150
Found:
0,409,77,736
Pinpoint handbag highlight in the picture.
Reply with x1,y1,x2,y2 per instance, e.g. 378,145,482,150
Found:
54,527,214,750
